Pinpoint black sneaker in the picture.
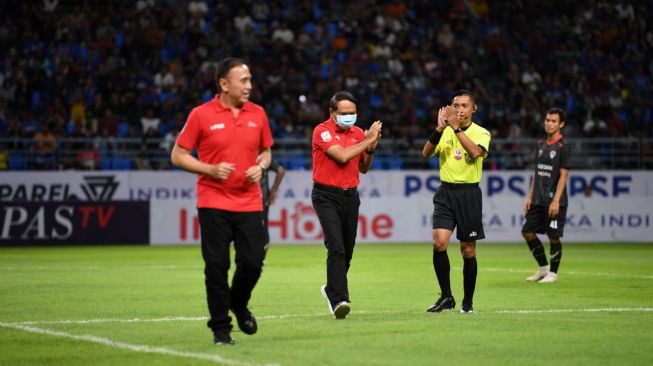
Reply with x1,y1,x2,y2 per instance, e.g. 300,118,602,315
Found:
333,301,351,320
232,308,257,335
426,296,456,313
460,302,474,314
213,332,235,346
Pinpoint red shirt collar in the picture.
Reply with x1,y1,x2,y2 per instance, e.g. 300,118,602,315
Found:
214,94,251,112
546,134,563,146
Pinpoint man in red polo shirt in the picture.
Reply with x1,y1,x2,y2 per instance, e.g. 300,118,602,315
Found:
312,91,382,319
171,58,273,345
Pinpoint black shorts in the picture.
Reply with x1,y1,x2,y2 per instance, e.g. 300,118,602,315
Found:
522,204,567,237
432,183,485,242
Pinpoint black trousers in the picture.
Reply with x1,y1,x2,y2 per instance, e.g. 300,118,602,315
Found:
311,184,360,306
197,208,266,333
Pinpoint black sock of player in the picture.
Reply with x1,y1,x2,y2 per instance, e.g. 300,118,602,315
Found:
462,256,477,306
550,240,562,273
433,249,452,298
526,237,548,267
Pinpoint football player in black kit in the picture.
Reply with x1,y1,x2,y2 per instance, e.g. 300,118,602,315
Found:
522,108,570,283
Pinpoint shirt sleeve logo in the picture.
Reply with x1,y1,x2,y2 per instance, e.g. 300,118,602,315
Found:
320,131,332,142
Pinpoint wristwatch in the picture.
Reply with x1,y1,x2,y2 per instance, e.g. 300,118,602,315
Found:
453,127,464,134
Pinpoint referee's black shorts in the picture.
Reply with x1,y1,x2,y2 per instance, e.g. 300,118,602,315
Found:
432,182,485,242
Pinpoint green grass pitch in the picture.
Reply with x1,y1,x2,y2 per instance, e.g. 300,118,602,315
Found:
1,243,652,366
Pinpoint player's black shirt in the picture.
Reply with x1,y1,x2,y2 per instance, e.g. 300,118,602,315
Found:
531,136,570,207
260,159,281,206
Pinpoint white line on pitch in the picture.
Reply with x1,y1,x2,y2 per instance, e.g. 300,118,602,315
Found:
0,322,278,366
480,267,653,280
1,265,202,271
12,316,209,325
493,308,653,314
8,307,653,326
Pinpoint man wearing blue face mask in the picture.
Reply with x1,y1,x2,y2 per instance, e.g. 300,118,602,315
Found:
311,91,382,319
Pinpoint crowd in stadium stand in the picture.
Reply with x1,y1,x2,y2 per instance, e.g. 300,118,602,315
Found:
0,0,651,170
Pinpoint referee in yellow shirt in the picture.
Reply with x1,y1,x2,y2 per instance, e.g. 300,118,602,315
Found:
422,89,491,314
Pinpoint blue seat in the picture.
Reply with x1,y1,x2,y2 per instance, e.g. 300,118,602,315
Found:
371,157,385,170
112,158,133,170
100,157,112,170
8,155,27,170
117,122,130,137
387,155,404,169
288,156,308,170
327,22,338,37
427,158,440,169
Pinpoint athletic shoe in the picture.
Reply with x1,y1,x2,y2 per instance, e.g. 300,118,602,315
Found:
213,332,235,346
320,285,335,315
460,302,474,314
333,301,351,319
538,272,558,283
232,308,257,335
426,296,456,313
526,265,550,282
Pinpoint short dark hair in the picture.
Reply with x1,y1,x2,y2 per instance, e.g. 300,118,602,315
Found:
329,91,357,112
546,107,566,123
215,57,247,90
452,89,475,103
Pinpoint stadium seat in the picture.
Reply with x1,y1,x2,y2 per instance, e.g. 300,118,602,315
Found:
288,156,308,170
117,122,130,137
427,158,440,169
8,155,27,170
387,155,404,169
371,156,385,170
112,158,134,170
100,157,112,170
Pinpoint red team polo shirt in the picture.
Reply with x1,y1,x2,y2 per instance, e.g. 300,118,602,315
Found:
312,118,366,188
176,96,273,212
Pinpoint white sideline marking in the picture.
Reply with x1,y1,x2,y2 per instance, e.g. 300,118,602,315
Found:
1,265,201,271
7,307,653,326
0,322,278,366
493,308,653,314
13,316,208,325
481,267,653,280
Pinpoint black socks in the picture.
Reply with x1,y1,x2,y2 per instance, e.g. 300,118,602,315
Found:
463,256,477,306
433,249,452,297
527,237,548,267
550,240,562,273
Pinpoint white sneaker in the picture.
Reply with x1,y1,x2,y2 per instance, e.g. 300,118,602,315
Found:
538,272,558,283
526,265,549,282
320,285,334,315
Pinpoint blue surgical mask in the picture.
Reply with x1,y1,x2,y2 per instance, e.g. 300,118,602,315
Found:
335,114,357,129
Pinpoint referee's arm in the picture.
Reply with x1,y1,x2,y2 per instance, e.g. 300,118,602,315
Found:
455,130,487,159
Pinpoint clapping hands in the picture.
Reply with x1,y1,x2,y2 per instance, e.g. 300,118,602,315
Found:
436,105,459,132
365,120,383,152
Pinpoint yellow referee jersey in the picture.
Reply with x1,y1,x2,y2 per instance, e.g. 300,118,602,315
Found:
433,123,491,183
